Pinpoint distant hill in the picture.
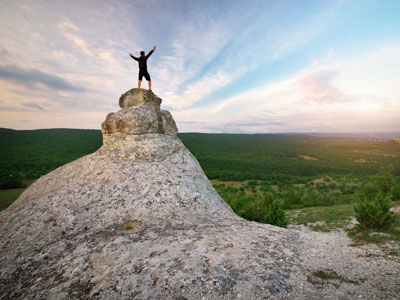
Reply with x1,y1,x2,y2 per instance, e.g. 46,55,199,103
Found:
260,132,400,140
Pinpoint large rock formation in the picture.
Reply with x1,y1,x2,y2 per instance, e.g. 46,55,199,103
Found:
0,89,399,300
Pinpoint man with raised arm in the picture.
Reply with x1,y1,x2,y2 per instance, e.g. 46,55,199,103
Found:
129,45,156,91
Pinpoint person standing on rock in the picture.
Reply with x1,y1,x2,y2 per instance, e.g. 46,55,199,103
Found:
129,45,156,91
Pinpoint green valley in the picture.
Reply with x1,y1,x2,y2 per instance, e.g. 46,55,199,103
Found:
1,128,399,243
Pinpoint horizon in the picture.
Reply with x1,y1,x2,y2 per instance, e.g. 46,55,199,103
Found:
1,126,399,137
0,0,399,133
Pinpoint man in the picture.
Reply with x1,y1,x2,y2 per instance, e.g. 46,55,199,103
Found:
129,45,156,91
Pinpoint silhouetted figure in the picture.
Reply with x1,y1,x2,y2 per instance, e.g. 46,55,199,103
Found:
129,45,156,91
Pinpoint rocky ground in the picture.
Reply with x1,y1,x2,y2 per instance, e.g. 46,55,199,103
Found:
291,224,400,300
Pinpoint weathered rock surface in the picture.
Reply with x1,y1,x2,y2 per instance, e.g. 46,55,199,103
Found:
102,106,177,136
119,88,162,109
99,133,184,162
0,89,399,300
103,89,178,150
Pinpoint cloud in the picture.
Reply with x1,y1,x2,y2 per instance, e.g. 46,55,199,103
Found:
58,21,92,56
180,121,206,125
174,42,400,133
58,21,79,32
22,102,45,110
295,69,352,103
63,33,92,56
0,110,106,130
224,120,284,127
0,46,8,56
152,1,345,111
0,101,45,112
312,48,336,65
0,64,85,91
153,18,232,109
0,1,398,132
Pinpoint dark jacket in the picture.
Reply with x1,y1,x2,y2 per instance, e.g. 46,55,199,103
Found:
131,50,154,71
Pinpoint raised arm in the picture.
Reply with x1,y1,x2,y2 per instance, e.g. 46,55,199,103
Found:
146,45,156,58
129,52,138,61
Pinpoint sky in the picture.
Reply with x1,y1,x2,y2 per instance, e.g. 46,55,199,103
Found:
0,0,399,133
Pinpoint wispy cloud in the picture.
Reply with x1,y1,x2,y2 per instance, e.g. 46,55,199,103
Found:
58,21,92,56
174,43,400,133
153,18,232,108
295,69,351,103
0,46,8,56
154,1,345,111
0,64,85,91
22,102,45,110
58,21,79,32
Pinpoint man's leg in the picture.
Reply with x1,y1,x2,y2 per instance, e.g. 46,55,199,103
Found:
144,72,151,91
138,80,141,88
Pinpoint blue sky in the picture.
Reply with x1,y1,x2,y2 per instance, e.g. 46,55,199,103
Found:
0,0,399,133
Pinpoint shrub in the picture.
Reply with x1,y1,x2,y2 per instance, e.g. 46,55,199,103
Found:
239,196,268,222
375,165,394,195
391,184,400,201
226,193,288,228
361,184,380,201
328,183,337,189
262,199,288,228
247,180,259,186
345,185,356,195
303,189,319,207
282,188,303,209
320,193,335,206
354,192,396,230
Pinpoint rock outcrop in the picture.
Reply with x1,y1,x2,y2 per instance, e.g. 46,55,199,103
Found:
0,89,399,300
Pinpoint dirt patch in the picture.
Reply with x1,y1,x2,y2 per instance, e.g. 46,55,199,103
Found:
299,155,319,161
351,150,397,157
312,176,335,184
390,205,400,214
210,180,245,188
354,159,378,163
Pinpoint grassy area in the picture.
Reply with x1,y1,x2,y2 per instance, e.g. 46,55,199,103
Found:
212,178,400,248
285,204,355,232
348,227,400,244
0,189,24,211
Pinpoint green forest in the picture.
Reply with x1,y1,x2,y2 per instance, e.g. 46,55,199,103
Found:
0,128,102,188
1,128,400,189
2,128,399,189
1,128,399,237
179,133,400,182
